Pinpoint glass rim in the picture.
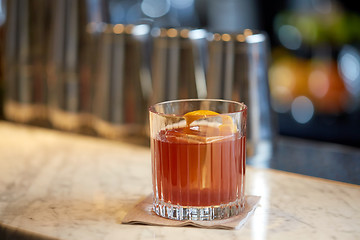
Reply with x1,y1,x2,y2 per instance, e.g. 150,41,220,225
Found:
149,99,247,118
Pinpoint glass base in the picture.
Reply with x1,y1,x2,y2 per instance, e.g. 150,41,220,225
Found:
153,198,244,221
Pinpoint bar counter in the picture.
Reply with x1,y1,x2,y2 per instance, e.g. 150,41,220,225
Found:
0,121,359,239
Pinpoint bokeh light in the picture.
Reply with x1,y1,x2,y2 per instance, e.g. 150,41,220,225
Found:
278,25,302,50
132,24,150,36
338,46,360,98
291,96,314,124
188,29,207,40
308,69,329,98
141,0,170,18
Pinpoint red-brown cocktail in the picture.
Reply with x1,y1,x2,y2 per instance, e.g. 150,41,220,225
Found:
149,100,247,220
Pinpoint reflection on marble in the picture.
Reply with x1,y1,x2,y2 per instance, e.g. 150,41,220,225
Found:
0,121,359,240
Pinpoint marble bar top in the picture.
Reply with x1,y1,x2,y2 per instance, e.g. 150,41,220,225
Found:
0,121,359,240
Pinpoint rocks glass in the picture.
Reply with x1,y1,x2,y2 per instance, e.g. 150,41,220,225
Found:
149,99,247,220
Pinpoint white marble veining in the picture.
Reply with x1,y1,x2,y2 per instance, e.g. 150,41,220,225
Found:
0,121,359,240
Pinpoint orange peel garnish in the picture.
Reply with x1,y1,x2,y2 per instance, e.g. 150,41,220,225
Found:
183,110,237,134
184,110,219,126
219,115,237,134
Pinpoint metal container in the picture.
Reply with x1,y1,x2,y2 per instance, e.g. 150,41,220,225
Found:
206,30,275,165
4,0,49,124
150,27,208,105
47,0,89,131
92,24,151,138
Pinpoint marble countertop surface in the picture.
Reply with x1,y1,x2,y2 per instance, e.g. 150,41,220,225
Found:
0,121,359,240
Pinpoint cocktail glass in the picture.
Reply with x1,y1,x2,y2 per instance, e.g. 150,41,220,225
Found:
149,99,247,220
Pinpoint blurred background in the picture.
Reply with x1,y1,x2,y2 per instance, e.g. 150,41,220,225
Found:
0,0,359,168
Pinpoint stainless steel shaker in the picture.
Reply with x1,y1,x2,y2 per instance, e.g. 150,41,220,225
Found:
206,30,275,165
150,27,208,105
47,0,89,131
92,24,151,138
4,0,49,124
